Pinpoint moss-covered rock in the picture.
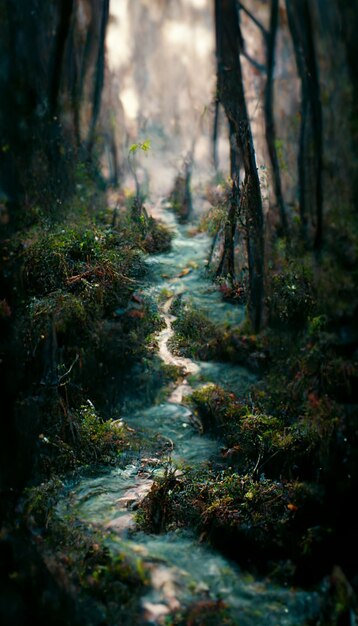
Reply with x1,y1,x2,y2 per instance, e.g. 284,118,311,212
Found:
139,467,326,582
170,303,268,371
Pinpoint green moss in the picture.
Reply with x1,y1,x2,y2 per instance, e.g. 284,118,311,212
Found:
4,197,171,480
24,481,148,625
142,218,173,253
172,305,221,355
24,477,64,528
170,304,228,360
37,402,138,474
114,199,173,254
19,222,141,305
170,302,267,371
188,384,294,472
139,466,324,578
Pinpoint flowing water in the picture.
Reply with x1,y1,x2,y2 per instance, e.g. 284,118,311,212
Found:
56,202,321,624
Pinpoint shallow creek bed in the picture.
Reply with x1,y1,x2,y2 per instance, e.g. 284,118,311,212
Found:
54,203,323,625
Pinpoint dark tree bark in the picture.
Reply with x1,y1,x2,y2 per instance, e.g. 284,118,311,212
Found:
213,98,220,171
87,0,110,156
286,0,323,250
215,0,265,331
239,0,288,237
50,0,75,115
215,0,240,282
336,0,358,200
66,24,80,147
72,24,97,148
216,179,239,279
303,2,323,251
264,0,289,236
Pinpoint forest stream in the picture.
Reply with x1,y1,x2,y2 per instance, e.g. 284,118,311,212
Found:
55,200,321,625
1,2,358,624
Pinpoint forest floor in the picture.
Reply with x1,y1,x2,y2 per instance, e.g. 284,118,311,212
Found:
14,190,356,626
1,167,357,626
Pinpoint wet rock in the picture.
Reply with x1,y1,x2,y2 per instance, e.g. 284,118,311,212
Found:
143,601,170,623
105,513,135,533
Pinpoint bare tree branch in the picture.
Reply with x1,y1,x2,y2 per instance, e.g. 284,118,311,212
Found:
238,2,269,41
242,50,267,74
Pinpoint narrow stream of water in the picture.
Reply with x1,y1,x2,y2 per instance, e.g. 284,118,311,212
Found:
56,201,321,624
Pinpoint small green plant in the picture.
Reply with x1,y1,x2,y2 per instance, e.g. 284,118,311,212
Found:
128,139,151,210
128,139,151,155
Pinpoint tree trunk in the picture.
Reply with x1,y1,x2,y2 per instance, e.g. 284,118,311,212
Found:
213,98,220,171
216,180,239,279
285,0,323,250
215,0,265,331
264,0,289,237
87,0,110,156
50,0,75,115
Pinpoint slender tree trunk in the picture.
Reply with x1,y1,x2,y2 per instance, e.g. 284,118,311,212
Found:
87,0,110,156
216,180,239,279
50,0,75,115
208,223,224,268
302,1,323,251
215,0,265,331
74,28,95,147
298,94,309,241
286,0,323,250
213,98,220,171
215,1,238,283
65,20,82,150
264,0,288,237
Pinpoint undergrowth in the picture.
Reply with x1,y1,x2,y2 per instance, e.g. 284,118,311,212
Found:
1,180,172,481
139,222,358,594
23,480,148,625
169,301,267,372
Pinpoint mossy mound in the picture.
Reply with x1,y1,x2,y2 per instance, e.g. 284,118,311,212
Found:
139,467,325,582
170,302,268,372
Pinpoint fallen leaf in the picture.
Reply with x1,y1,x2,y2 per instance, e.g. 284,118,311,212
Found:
128,309,145,319
177,267,192,277
287,503,298,512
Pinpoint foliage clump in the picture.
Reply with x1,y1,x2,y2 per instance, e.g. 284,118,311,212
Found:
115,193,173,254
171,305,222,358
139,466,323,580
2,180,172,483
267,259,316,328
21,223,141,305
141,217,173,253
170,302,267,371
37,402,137,474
